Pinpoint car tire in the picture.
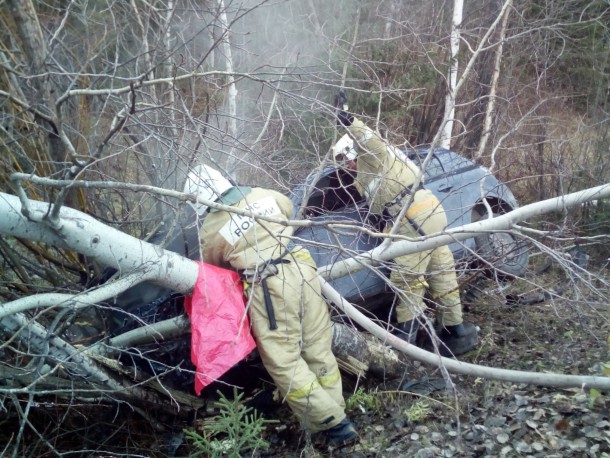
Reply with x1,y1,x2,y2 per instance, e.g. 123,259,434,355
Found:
472,207,529,278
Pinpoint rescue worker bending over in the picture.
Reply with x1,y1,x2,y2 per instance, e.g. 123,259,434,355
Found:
332,91,478,356
184,164,357,446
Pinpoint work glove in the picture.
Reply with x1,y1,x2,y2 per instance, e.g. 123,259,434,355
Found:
334,90,354,127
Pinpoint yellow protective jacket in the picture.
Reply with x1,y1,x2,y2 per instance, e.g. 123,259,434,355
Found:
346,117,422,214
347,117,463,325
199,187,294,271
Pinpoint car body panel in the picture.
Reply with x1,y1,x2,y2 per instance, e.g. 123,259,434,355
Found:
290,146,526,306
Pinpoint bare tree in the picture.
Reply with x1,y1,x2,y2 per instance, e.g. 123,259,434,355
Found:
439,0,463,149
0,0,609,455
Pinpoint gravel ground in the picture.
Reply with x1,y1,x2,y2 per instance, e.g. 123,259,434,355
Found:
261,265,610,458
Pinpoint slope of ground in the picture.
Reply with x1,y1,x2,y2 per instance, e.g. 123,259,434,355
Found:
259,262,610,458
2,257,608,458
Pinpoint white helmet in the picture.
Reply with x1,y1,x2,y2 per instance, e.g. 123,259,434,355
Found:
183,164,233,215
332,134,358,161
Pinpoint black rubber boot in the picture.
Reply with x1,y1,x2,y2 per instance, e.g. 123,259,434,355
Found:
392,319,420,344
325,418,358,447
437,322,479,356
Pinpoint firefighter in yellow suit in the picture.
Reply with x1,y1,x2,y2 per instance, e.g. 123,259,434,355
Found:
332,91,478,356
184,165,357,446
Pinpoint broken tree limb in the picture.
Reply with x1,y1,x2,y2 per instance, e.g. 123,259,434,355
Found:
0,270,151,320
95,315,403,380
0,311,202,412
2,185,609,397
97,271,609,392
0,192,199,295
319,278,610,390
103,315,191,351
317,183,610,281
331,322,403,378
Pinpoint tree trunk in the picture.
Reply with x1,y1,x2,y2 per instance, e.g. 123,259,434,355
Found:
439,0,463,149
475,0,512,160
2,183,610,400
217,0,239,173
332,322,403,378
6,0,65,171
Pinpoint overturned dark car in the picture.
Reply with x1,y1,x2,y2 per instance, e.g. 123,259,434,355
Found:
291,146,529,310
105,146,529,391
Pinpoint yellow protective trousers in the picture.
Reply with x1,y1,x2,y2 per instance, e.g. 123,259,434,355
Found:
387,189,463,326
246,250,346,433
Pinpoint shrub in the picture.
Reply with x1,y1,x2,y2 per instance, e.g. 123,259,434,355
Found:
185,388,278,458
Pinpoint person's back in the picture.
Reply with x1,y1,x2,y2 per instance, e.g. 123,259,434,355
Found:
344,119,422,215
199,186,293,270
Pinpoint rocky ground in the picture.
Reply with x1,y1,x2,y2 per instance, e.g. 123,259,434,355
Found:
257,261,610,458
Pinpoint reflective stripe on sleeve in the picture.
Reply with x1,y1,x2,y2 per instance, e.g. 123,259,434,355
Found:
406,198,438,219
290,249,314,264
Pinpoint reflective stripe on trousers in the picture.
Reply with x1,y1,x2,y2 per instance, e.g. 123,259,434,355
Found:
286,368,342,402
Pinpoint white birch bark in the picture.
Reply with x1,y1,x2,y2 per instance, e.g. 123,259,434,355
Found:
217,0,238,171
430,0,513,155
2,182,609,296
316,183,610,281
476,0,512,160
1,182,609,392
439,0,463,149
0,192,198,294
319,278,610,390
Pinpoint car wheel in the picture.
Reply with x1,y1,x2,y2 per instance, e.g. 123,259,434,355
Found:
472,207,529,278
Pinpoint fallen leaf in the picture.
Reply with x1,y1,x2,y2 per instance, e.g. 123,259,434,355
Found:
555,417,570,432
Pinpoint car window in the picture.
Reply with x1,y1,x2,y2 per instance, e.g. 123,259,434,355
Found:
403,147,446,180
421,154,445,179
292,167,362,216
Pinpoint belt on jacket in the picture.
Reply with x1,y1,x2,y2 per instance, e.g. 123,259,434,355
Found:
383,184,426,236
384,183,424,212
241,241,297,330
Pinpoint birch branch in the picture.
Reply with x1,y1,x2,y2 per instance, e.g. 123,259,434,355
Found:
0,312,195,410
320,278,610,390
317,184,610,281
476,0,513,160
439,0,463,149
0,270,153,320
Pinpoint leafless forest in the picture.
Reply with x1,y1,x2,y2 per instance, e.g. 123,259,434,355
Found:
0,1,609,456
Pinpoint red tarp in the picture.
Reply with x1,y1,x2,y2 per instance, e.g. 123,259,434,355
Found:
183,261,256,394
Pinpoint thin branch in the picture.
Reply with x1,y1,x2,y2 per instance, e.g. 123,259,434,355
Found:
319,278,610,390
0,269,153,320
